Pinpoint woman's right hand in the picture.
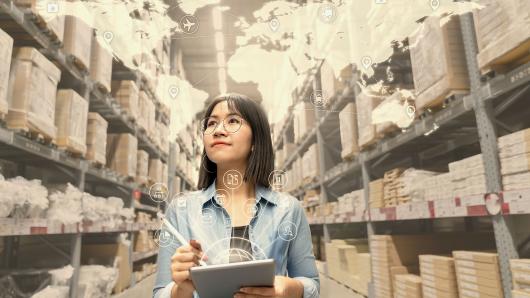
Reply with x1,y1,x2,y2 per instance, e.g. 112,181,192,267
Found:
170,240,205,297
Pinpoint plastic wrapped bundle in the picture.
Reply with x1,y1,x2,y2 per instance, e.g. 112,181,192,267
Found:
32,286,69,298
78,265,118,298
0,174,15,217
47,183,83,224
5,176,48,218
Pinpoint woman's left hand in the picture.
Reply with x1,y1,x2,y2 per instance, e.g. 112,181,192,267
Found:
234,276,303,298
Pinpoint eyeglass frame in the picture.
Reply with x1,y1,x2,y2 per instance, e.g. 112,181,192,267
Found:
201,114,246,135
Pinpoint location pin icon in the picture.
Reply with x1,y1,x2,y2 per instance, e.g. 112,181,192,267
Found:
406,105,416,119
168,85,179,99
103,31,114,43
361,56,372,69
430,0,440,10
269,18,280,32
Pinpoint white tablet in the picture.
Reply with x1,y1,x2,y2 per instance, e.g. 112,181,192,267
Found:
190,259,275,298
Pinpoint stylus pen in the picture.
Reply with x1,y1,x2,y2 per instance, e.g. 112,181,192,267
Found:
161,217,208,266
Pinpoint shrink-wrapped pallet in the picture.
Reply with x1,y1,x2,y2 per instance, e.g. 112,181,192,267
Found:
63,16,92,71
55,89,88,155
409,15,469,111
85,113,107,165
136,150,149,185
112,80,138,121
0,29,13,118
7,47,61,140
90,38,113,93
473,0,530,74
339,102,359,160
356,91,385,149
320,61,353,105
106,134,137,178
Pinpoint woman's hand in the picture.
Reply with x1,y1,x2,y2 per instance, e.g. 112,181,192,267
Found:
234,276,304,298
170,240,206,297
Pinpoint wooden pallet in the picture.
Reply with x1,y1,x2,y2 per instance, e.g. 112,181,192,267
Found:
15,128,55,146
56,138,85,157
20,8,63,46
417,89,468,116
66,54,89,75
478,33,530,77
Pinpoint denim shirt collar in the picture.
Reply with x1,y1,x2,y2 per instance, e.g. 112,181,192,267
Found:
200,179,278,207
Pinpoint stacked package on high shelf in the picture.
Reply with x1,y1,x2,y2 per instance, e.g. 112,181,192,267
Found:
498,128,530,191
336,189,365,215
112,80,139,121
7,47,61,141
302,144,319,185
419,255,458,298
369,179,384,208
325,239,371,295
89,37,112,93
409,14,469,112
106,134,138,178
396,169,439,203
136,150,149,186
394,274,423,298
357,91,385,149
63,15,92,71
320,61,353,107
339,102,359,160
473,0,530,75
449,154,487,197
13,0,65,43
0,28,13,118
453,251,504,298
293,101,316,144
55,90,89,155
157,121,170,155
370,233,495,298
148,158,163,184
511,259,530,297
383,168,405,207
85,113,107,165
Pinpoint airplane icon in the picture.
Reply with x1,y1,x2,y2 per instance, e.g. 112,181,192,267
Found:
180,15,199,34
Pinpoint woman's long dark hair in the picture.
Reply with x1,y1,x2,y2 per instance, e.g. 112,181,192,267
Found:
197,93,274,189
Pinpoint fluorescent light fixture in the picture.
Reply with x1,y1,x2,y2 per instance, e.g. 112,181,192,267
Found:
216,51,226,67
215,31,224,51
212,7,222,30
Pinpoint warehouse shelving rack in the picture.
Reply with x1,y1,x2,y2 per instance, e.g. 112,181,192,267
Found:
0,0,195,296
274,12,530,298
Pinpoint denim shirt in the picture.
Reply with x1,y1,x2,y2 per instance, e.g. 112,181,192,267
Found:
152,181,320,298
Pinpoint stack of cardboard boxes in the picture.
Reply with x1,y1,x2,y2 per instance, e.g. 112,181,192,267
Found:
293,101,315,144
511,259,530,297
473,0,530,75
423,173,454,201
498,128,530,191
453,251,504,297
369,179,385,208
419,255,458,298
383,168,405,207
85,112,108,165
136,150,149,186
409,14,469,112
325,239,371,295
63,15,92,71
7,47,61,141
55,89,89,155
112,80,139,121
394,274,423,298
106,134,138,179
449,154,487,197
0,28,13,119
89,38,113,93
357,92,385,149
339,102,360,160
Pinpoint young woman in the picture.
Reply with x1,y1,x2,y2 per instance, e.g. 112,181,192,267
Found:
153,93,319,298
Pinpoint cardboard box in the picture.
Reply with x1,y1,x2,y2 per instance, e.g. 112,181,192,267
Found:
499,128,530,149
320,61,352,103
458,279,503,297
136,150,149,185
453,251,499,264
339,102,359,160
7,47,61,140
63,16,92,71
106,133,137,178
293,101,316,143
499,139,530,159
13,0,64,42
55,89,88,155
501,153,530,175
148,158,163,183
410,14,469,111
90,38,113,93
81,242,131,294
357,91,384,148
112,80,139,121
421,272,458,292
456,263,501,280
85,112,107,165
513,290,530,298
473,0,530,74
0,28,13,117
422,284,459,298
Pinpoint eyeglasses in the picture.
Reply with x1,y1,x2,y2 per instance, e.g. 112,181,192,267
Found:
201,115,244,135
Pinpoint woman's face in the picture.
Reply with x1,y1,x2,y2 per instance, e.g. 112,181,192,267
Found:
203,101,253,167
